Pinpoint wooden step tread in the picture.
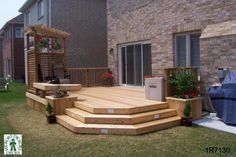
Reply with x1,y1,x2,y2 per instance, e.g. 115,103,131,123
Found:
75,98,131,108
65,108,177,124
74,100,168,115
66,108,175,118
56,115,181,135
77,91,163,106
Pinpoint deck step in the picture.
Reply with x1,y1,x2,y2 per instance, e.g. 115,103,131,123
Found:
56,115,181,135
65,108,177,124
74,100,169,115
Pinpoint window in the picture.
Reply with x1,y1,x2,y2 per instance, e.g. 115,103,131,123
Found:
15,27,24,38
175,32,200,67
25,11,30,26
38,0,45,18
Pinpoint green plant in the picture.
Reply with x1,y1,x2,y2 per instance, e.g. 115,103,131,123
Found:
38,39,49,49
169,72,197,98
183,101,192,118
53,41,62,50
46,103,53,115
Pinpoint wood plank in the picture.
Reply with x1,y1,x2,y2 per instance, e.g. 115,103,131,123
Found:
75,90,163,106
46,95,78,115
74,101,168,115
56,115,180,135
65,108,177,124
33,83,81,91
26,92,47,105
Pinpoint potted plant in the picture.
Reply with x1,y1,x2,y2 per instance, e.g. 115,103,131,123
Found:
166,69,202,120
46,103,56,124
52,40,62,51
101,70,114,87
38,38,49,52
181,101,192,126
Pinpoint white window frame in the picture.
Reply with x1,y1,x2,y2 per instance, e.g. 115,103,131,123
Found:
38,0,45,18
174,31,201,67
118,40,151,86
15,27,24,38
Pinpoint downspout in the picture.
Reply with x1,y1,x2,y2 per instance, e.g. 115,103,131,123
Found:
48,0,51,27
11,23,14,80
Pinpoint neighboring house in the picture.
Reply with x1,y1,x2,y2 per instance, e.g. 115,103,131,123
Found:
0,36,3,77
19,0,107,68
0,14,25,81
107,0,236,89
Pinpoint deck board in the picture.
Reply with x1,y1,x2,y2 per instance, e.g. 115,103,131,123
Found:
71,87,164,107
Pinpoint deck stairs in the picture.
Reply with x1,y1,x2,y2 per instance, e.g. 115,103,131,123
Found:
56,87,181,135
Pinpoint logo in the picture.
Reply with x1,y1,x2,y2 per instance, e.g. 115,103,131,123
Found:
4,134,22,155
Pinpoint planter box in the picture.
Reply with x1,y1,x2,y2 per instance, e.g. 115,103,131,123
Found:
46,95,78,115
166,97,202,120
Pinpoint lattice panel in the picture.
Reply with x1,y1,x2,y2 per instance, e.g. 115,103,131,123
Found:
40,53,65,81
27,51,36,92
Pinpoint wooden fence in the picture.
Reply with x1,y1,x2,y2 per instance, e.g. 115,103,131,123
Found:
66,67,110,87
164,67,198,97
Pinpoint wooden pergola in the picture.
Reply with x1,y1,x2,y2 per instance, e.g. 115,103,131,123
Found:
25,25,70,93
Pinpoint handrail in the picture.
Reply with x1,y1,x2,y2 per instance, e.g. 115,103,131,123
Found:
65,67,110,87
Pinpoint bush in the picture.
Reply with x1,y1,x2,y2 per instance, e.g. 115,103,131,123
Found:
46,103,53,115
169,72,197,98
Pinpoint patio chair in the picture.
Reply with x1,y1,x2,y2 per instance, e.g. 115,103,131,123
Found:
43,64,70,84
0,78,9,91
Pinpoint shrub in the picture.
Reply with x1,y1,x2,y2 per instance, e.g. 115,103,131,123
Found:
183,101,192,118
169,72,197,98
46,103,53,115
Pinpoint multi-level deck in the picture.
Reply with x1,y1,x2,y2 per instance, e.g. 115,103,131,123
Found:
56,87,181,135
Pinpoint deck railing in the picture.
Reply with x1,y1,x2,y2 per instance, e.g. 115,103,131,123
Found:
164,67,198,97
66,67,110,87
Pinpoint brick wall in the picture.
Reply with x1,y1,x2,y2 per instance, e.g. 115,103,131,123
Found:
13,24,25,80
2,27,12,77
107,0,236,84
2,24,25,80
0,38,3,77
200,35,236,88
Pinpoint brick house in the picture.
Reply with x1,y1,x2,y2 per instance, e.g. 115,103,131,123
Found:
19,0,107,69
0,36,3,77
0,14,25,81
107,0,236,89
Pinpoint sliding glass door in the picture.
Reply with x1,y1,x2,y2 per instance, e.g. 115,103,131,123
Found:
120,43,151,86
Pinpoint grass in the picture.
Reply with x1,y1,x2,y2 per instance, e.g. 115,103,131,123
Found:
0,82,236,157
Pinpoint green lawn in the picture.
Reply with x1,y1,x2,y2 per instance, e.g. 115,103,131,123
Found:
0,82,236,157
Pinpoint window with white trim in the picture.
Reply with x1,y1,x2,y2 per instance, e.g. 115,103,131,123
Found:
175,32,201,67
38,0,45,18
15,27,24,38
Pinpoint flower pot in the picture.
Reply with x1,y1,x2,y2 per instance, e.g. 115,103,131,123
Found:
102,79,113,87
47,115,56,124
181,117,192,126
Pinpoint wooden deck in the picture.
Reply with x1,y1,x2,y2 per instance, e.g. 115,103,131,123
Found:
56,87,181,135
